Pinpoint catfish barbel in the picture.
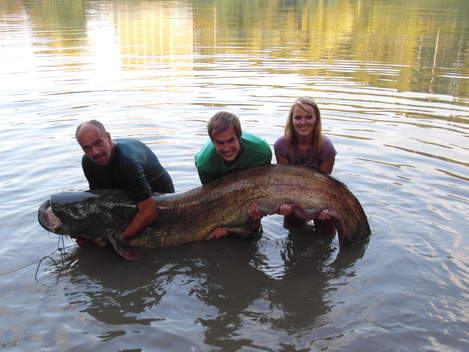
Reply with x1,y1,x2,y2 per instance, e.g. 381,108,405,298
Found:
38,165,371,259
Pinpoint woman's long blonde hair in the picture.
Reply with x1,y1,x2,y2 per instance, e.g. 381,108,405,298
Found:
284,97,323,159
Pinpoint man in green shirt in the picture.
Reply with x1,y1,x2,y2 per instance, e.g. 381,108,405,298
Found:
195,111,272,239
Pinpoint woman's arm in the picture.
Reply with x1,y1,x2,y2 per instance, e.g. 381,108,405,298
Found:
319,156,335,174
275,151,289,164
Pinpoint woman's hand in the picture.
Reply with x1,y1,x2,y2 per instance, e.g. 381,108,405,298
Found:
278,204,292,216
318,209,331,220
247,202,265,221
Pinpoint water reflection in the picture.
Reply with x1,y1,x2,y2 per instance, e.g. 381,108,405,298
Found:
271,227,366,330
24,0,87,55
62,247,164,326
3,0,468,100
55,227,366,348
1,0,468,350
117,1,194,68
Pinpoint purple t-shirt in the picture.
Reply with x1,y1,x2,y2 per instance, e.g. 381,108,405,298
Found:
274,135,337,170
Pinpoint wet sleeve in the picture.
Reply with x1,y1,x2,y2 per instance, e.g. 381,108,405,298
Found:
274,137,288,161
195,146,215,184
319,137,337,163
196,164,216,184
261,141,273,164
82,156,103,189
121,158,153,202
197,168,208,184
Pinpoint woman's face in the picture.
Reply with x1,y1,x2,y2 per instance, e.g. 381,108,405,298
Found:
292,103,316,138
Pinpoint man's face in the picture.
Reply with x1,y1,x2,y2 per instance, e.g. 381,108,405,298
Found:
77,125,114,166
212,126,241,162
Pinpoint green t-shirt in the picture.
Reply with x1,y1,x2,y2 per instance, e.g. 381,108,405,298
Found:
195,132,272,184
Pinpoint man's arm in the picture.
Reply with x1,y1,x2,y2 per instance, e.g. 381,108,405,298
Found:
121,196,158,240
82,156,104,189
255,138,272,166
197,168,211,184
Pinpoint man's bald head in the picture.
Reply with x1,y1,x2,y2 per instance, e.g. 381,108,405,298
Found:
76,120,114,166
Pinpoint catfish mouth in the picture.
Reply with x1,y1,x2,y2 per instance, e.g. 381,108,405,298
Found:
38,199,63,233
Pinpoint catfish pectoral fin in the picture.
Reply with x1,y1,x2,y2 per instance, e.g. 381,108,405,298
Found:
106,232,141,260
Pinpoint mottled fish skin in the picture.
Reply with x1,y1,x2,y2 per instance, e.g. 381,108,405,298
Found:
38,165,371,250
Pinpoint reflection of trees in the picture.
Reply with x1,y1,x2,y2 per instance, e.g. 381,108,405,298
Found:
193,0,469,98
22,0,88,55
12,0,468,98
348,0,469,97
115,0,194,67
0,0,23,15
24,0,86,29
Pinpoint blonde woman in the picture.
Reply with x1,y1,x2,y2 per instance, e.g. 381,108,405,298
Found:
274,97,337,230
274,96,336,173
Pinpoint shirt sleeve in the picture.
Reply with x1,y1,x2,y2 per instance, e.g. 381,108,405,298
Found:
260,143,273,165
319,137,337,163
82,156,103,189
121,158,153,202
195,142,217,184
274,137,288,160
197,167,211,184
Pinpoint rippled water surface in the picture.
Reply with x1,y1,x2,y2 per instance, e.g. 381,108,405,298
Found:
1,0,468,351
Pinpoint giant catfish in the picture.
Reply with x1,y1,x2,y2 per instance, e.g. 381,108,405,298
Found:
38,164,371,259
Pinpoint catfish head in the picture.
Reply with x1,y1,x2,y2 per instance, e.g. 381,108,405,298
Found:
38,189,137,245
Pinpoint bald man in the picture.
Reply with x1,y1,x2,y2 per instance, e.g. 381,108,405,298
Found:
76,120,174,245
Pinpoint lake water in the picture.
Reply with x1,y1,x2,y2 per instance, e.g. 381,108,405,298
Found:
1,0,468,351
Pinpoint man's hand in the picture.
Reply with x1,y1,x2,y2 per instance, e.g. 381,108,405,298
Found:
121,197,158,241
206,227,228,240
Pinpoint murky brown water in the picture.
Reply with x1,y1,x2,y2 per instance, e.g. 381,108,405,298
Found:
1,0,468,351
